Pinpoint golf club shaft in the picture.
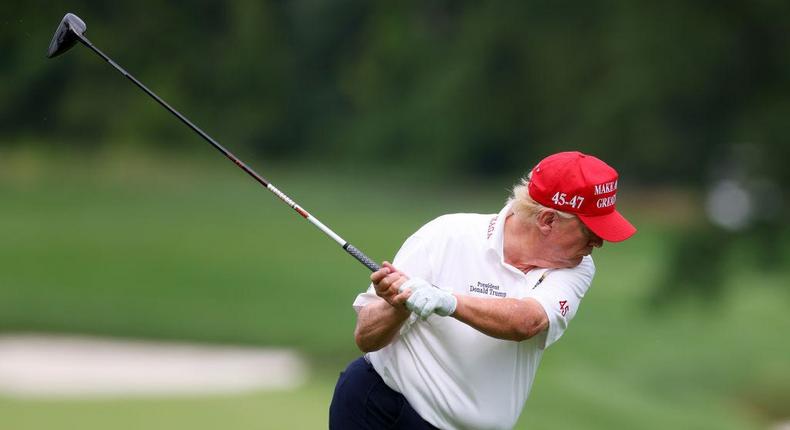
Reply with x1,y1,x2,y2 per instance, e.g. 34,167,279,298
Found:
74,34,380,273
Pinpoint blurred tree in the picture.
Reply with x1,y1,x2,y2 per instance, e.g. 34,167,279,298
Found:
3,0,787,184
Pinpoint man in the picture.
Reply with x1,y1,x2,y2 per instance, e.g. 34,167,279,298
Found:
329,151,636,429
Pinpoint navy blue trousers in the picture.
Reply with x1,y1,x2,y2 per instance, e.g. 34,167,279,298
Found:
329,356,439,429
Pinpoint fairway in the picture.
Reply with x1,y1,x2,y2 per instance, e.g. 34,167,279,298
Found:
1,150,787,429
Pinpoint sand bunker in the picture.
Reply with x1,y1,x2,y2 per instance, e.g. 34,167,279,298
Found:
0,334,307,399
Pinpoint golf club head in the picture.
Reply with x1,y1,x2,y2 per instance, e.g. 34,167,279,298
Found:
47,13,87,58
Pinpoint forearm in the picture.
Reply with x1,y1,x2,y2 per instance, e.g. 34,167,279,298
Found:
354,299,411,352
452,295,548,341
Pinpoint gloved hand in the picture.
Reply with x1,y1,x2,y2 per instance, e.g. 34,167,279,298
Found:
398,278,457,319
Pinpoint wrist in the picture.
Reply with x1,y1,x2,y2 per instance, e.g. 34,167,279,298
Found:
435,290,457,317
448,293,459,316
389,299,412,317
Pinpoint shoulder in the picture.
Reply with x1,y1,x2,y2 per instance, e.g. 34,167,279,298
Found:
551,255,596,287
576,255,596,277
414,213,493,240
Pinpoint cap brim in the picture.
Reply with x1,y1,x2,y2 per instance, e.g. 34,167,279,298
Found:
578,210,636,242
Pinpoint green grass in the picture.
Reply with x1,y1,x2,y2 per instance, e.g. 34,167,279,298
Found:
0,376,336,430
1,149,788,429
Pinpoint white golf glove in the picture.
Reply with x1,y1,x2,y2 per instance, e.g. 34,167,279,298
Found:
399,278,457,319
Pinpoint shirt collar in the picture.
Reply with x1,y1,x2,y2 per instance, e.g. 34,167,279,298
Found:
487,202,514,258
488,202,540,278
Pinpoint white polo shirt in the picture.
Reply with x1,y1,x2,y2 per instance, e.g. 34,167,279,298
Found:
353,204,595,430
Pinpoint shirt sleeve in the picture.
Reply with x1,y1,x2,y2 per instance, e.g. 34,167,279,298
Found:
527,256,595,349
352,228,436,313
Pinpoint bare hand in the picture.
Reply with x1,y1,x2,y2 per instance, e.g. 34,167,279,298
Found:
370,261,411,308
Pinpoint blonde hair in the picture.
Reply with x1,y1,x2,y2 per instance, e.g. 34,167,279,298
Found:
508,172,574,223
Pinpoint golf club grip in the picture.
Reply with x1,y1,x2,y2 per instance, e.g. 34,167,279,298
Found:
344,244,381,272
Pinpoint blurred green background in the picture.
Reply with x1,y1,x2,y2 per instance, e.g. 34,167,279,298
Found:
1,1,788,429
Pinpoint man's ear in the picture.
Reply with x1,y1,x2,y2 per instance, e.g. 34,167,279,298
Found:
535,210,557,235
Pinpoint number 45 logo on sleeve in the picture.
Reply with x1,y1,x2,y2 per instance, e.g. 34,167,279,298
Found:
559,300,570,316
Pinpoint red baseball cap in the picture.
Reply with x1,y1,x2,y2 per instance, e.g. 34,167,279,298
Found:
527,151,636,242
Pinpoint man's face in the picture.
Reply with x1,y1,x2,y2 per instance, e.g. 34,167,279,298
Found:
546,214,603,268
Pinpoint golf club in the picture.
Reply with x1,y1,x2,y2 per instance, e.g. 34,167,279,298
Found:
47,12,380,272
